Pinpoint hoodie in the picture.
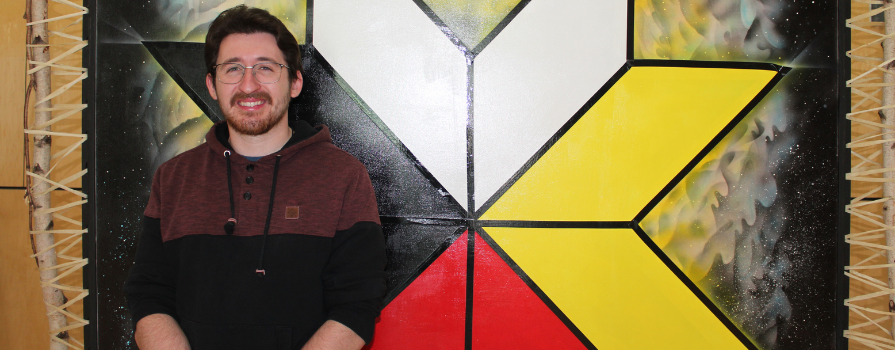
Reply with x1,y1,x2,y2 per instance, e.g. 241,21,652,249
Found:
124,120,386,350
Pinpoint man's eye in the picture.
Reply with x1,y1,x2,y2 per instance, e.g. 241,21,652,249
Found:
256,64,275,72
225,65,243,73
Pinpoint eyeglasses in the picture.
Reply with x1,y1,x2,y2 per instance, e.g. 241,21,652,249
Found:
213,62,289,84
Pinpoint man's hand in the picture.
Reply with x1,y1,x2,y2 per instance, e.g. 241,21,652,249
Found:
135,314,190,350
301,320,365,350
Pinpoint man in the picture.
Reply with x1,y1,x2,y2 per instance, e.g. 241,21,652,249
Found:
124,6,386,350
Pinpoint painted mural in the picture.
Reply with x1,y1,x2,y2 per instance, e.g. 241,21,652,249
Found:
90,0,838,349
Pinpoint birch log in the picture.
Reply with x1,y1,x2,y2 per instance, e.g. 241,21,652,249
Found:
28,0,70,348
884,1,895,339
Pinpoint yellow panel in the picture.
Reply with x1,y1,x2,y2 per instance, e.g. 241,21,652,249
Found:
481,66,776,221
486,227,748,350
423,0,521,48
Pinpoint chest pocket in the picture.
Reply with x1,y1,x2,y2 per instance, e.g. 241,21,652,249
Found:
268,202,339,238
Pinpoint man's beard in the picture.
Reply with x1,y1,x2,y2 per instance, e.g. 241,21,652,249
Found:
224,91,289,136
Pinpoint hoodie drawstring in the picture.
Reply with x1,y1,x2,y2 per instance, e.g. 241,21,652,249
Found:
223,151,237,235
256,155,281,278
223,150,281,279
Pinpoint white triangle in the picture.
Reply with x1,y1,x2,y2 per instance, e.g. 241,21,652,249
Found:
315,0,470,210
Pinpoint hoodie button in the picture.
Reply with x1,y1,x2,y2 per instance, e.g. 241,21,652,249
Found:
246,164,255,171
243,192,252,200
246,176,254,184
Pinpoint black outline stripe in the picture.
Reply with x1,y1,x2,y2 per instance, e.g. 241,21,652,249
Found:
465,37,476,350
478,220,630,229
470,0,532,57
465,225,475,350
310,49,468,216
379,216,468,226
476,227,598,350
627,0,634,60
836,2,851,347
467,60,475,214
305,0,314,44
412,0,470,54
474,63,630,218
634,63,790,222
630,225,759,350
381,227,467,307
82,0,98,346
466,57,477,350
632,59,786,71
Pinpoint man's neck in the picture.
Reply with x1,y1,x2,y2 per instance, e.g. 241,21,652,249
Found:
228,120,292,157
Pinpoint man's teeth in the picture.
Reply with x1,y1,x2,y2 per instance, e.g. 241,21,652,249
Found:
239,100,264,107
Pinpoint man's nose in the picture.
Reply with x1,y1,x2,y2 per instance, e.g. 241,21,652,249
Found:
238,68,261,92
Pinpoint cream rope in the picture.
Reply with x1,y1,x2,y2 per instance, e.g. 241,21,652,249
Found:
23,0,88,348
846,2,895,348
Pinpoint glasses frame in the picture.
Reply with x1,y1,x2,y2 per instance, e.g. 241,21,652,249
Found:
212,61,290,85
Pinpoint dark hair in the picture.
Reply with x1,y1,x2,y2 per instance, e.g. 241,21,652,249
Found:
205,5,303,82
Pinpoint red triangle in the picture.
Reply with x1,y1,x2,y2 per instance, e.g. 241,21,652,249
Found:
365,232,468,350
473,233,588,349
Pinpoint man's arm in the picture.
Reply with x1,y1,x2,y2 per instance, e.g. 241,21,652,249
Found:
125,216,183,348
318,167,386,346
135,314,191,350
301,320,364,350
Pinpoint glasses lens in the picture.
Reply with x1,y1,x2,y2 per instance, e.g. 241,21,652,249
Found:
254,62,282,84
217,63,244,84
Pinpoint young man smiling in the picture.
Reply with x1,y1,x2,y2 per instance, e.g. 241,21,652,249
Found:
124,6,387,350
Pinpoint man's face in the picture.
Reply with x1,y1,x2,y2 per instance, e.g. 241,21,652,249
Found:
206,32,303,136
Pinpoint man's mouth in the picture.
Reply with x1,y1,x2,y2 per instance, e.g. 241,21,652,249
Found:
231,92,271,110
238,100,265,107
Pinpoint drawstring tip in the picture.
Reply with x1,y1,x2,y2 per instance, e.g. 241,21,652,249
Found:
224,218,237,235
255,269,266,278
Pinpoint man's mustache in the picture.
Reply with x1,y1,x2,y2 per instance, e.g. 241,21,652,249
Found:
230,91,272,106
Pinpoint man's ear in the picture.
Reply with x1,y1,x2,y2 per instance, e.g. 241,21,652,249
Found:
206,73,218,100
290,72,303,98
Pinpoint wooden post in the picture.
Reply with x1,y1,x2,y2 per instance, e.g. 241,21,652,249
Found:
27,0,70,348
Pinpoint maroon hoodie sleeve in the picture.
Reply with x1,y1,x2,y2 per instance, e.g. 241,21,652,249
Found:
322,167,386,343
124,167,177,328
